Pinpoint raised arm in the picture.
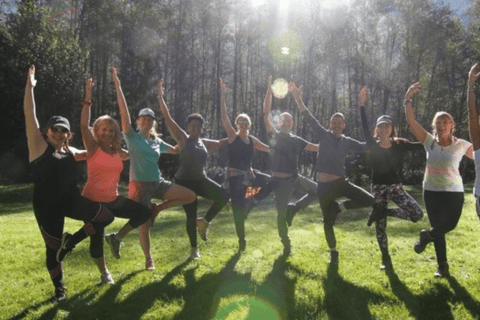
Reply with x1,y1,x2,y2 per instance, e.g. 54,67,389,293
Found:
80,78,97,156
24,65,48,162
404,82,428,143
112,67,131,133
251,136,270,153
220,78,237,142
358,86,376,146
263,75,275,133
468,63,480,151
203,137,229,153
157,80,187,148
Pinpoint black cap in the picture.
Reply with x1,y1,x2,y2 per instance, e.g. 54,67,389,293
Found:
45,116,70,131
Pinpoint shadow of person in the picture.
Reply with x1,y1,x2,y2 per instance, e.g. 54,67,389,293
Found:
321,263,388,319
385,267,455,320
447,275,480,318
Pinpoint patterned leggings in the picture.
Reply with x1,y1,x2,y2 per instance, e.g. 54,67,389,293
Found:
372,184,423,257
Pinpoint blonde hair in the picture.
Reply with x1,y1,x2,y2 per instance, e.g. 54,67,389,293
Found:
92,115,122,153
136,116,161,139
432,111,456,143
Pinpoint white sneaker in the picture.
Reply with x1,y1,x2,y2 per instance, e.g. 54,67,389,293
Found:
101,272,115,285
190,247,201,260
197,217,210,241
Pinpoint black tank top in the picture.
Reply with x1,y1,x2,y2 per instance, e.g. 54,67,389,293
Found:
31,144,80,200
228,136,253,171
175,138,208,180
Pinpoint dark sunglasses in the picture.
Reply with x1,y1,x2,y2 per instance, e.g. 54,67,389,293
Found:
237,120,250,124
50,127,69,134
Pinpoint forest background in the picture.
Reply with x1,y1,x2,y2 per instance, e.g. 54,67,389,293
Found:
1,0,480,185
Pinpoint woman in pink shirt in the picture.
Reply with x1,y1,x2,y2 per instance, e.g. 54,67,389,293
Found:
80,78,150,284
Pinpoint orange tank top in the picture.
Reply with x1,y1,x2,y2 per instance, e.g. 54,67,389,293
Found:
82,147,123,203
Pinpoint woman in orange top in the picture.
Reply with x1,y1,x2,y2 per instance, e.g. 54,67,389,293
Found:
80,78,150,284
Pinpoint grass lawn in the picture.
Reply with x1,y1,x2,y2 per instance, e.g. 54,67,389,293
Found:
1,183,480,320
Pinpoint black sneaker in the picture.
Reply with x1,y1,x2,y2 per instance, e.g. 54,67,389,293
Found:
434,262,450,278
367,203,386,227
286,203,296,227
105,233,122,259
56,233,74,262
414,229,433,254
380,254,392,270
329,250,339,265
54,286,67,302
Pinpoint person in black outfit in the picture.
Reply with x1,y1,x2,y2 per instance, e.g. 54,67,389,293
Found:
24,66,114,302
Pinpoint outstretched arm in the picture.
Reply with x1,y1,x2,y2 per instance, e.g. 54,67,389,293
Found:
251,136,270,153
404,82,428,143
112,67,131,133
157,80,188,148
358,86,376,146
263,75,275,133
24,65,48,162
80,78,97,157
203,137,229,152
468,63,480,151
220,79,237,142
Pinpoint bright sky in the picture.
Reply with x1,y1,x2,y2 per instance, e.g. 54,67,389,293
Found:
443,0,471,13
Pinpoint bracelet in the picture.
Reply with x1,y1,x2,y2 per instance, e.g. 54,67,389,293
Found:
81,100,92,106
404,99,412,104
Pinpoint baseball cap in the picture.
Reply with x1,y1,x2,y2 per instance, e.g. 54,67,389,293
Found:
45,115,70,131
138,108,155,119
376,115,393,126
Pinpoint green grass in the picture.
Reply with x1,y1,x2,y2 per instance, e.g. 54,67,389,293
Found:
2,183,480,319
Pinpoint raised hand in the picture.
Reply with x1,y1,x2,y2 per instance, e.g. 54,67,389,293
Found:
358,86,368,107
288,81,302,101
219,78,226,95
111,67,120,87
468,63,480,86
84,78,94,104
157,80,165,99
27,65,37,88
405,82,422,100
267,75,273,92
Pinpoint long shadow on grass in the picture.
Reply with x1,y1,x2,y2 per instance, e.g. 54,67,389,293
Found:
321,264,388,319
386,268,457,320
448,276,480,318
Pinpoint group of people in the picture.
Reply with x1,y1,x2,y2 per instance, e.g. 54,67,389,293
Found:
24,63,480,302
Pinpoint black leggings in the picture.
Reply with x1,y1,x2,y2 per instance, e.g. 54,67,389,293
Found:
89,196,150,259
176,177,229,247
229,170,274,242
423,190,464,264
34,193,114,288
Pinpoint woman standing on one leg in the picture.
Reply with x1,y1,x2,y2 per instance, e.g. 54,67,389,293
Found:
24,66,114,301
112,67,196,270
358,87,424,270
405,82,473,278
220,79,273,252
289,81,376,265
80,78,150,283
157,80,229,259
467,63,480,225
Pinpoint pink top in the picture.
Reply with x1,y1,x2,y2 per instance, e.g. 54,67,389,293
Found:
82,148,123,203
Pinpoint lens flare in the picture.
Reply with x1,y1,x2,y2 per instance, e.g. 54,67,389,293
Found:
271,78,289,99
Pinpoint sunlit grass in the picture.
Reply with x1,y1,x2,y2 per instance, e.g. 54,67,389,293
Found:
2,183,480,319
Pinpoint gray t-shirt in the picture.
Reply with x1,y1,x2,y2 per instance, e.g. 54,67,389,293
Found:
175,137,208,180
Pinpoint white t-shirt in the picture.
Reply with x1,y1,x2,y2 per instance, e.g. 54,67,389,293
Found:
423,133,471,192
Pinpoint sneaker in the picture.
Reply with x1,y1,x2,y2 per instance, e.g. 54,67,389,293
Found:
380,254,392,270
197,217,210,241
286,203,296,227
146,257,155,271
367,203,386,227
56,233,74,262
238,239,246,252
101,272,115,285
329,250,339,265
150,203,164,226
189,247,200,260
414,229,433,254
105,233,122,259
54,286,67,302
434,262,450,278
